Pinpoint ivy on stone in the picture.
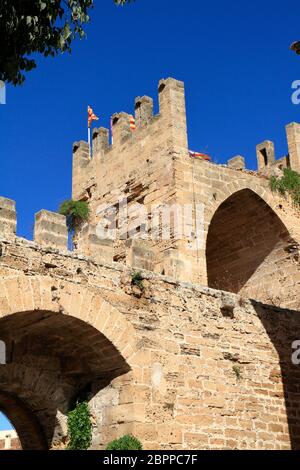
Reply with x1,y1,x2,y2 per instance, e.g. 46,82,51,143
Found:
270,168,300,207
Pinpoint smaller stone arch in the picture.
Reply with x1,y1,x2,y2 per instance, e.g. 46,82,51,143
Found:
0,276,138,449
206,188,300,307
0,392,47,450
0,276,137,364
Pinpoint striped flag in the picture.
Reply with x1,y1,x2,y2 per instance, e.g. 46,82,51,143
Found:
189,150,211,161
129,115,136,131
88,106,99,128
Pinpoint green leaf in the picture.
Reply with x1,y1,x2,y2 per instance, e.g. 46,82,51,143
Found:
0,0,134,85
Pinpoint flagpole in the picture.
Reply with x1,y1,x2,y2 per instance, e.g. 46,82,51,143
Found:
88,125,91,159
109,117,113,145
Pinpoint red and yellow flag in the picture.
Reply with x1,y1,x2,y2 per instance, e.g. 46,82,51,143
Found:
129,115,136,131
88,106,99,128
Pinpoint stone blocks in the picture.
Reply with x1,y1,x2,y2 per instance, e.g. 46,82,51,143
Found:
0,197,16,236
34,210,68,250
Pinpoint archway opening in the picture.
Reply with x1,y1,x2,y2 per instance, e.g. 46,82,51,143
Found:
206,189,298,304
0,411,21,450
0,310,130,449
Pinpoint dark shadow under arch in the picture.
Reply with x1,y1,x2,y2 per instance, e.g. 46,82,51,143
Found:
0,310,130,449
0,392,46,450
206,189,294,297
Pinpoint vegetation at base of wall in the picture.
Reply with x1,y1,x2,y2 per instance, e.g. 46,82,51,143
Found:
67,401,92,450
232,365,242,381
59,199,90,232
270,168,300,206
106,434,143,450
131,271,144,290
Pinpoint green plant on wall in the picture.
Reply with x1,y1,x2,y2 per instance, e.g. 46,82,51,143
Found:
106,434,143,450
270,168,300,207
131,271,144,290
232,365,242,381
59,199,90,232
67,401,92,450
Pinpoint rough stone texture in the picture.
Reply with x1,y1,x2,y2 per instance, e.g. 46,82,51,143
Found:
75,223,114,264
34,210,68,251
286,122,300,173
0,237,299,450
0,77,300,450
126,239,155,271
227,156,245,170
0,197,16,236
72,77,300,308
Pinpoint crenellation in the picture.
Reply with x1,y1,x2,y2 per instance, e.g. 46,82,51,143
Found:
256,140,275,172
93,127,109,154
158,77,188,153
34,210,68,250
286,122,300,173
135,96,154,127
227,155,245,170
111,112,132,145
72,140,92,199
0,196,16,236
73,140,90,159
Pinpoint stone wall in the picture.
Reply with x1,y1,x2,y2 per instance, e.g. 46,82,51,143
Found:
0,236,299,450
0,77,300,450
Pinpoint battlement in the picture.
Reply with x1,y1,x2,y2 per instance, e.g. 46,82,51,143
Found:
72,77,188,201
72,77,300,203
1,78,300,310
256,122,300,175
0,196,155,273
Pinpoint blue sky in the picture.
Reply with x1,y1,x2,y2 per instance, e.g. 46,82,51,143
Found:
0,413,14,431
0,0,299,434
1,1,300,240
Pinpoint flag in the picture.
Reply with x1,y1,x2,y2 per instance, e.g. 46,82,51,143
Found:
88,106,99,128
129,115,136,131
189,150,211,161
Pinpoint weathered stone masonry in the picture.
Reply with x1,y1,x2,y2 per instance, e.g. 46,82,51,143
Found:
0,78,300,450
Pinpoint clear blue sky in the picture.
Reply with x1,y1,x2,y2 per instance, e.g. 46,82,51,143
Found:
0,413,14,431
0,0,299,242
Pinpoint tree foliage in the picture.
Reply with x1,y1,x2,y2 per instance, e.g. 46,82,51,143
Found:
290,41,300,56
0,0,133,85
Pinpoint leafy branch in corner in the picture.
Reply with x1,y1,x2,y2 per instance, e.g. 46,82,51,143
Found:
0,1,134,85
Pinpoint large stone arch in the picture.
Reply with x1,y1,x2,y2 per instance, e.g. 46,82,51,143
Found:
204,179,300,242
205,187,300,308
0,276,137,449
